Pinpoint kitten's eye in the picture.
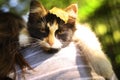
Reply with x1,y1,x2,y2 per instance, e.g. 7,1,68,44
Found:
40,29,46,33
58,31,65,34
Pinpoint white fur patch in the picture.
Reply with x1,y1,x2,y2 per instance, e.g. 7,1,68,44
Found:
39,38,62,49
19,28,30,47
51,38,62,49
73,24,101,50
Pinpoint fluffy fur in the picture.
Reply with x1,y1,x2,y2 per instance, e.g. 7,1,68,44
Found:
73,24,118,80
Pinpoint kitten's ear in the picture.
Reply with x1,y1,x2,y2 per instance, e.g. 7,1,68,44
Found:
64,4,78,18
30,0,47,17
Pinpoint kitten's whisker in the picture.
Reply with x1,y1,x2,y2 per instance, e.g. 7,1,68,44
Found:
19,35,42,48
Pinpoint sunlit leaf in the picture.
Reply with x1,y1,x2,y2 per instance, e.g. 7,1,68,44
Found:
95,24,107,35
113,30,120,43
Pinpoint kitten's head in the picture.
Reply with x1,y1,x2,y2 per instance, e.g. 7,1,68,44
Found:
28,0,78,53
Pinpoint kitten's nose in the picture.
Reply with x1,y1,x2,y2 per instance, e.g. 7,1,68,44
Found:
47,21,58,46
48,40,54,46
47,34,55,46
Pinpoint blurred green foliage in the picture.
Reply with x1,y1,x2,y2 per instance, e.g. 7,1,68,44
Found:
0,0,120,79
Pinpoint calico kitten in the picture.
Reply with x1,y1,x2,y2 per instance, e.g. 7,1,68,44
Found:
0,12,31,80
28,1,76,53
27,0,117,80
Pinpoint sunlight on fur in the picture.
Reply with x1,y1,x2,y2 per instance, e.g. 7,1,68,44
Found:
73,24,102,50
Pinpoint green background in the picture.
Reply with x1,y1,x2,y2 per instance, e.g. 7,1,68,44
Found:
0,0,120,79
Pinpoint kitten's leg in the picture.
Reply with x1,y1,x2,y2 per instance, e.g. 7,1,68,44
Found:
73,24,118,80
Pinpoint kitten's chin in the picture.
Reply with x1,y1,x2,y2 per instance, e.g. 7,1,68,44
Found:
39,40,62,53
44,48,60,53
